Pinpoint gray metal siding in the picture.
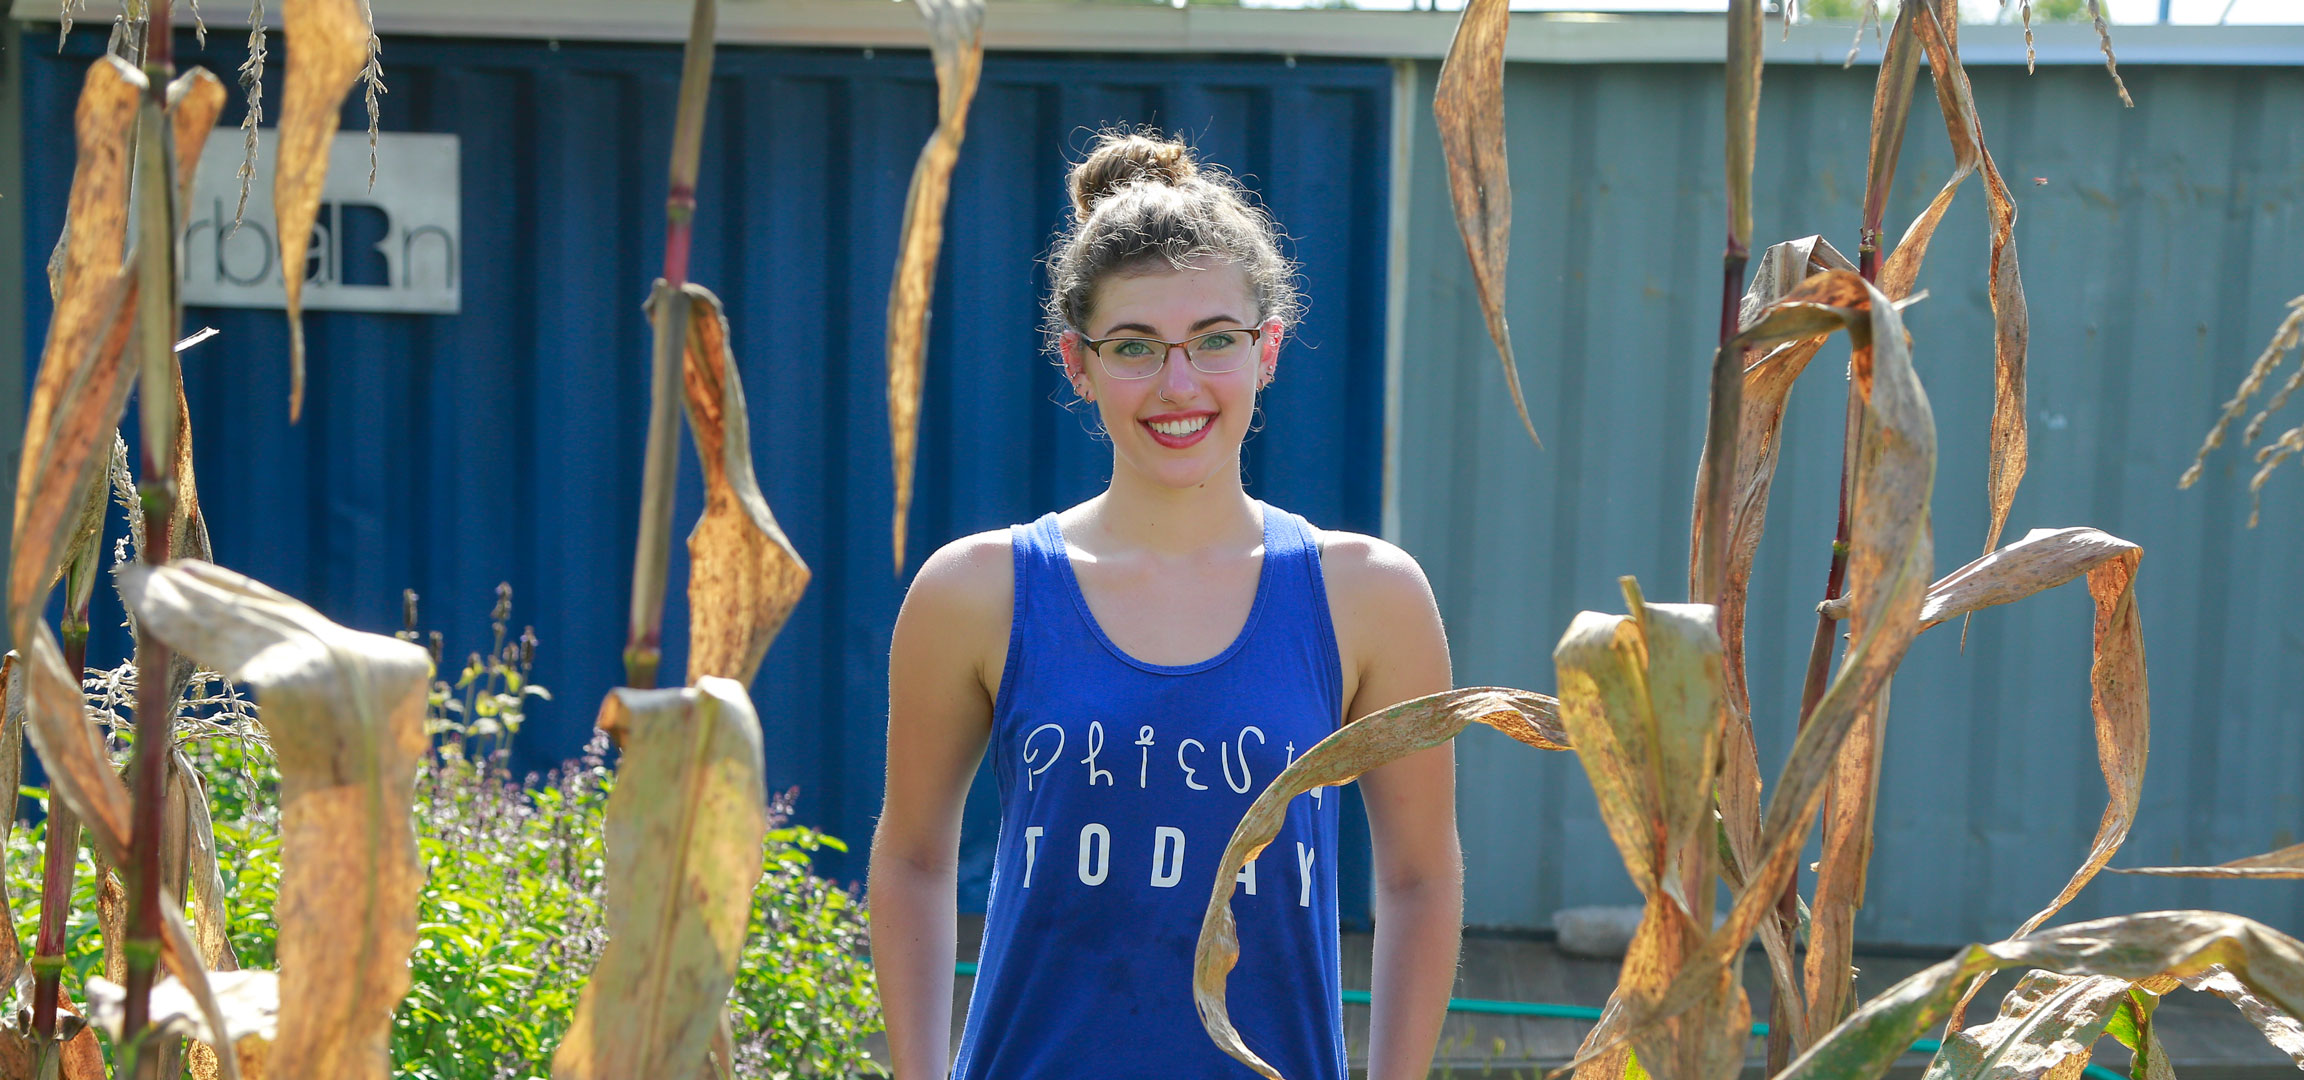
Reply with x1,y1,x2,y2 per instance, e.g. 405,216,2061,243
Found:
1396,59,2304,945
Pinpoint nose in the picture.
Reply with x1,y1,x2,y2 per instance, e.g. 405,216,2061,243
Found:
1156,342,1198,398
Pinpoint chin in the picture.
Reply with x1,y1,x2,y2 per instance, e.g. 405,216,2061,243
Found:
1126,444,1240,491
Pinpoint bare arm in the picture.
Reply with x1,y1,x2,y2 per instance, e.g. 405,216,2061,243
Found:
1325,534,1460,1080
869,533,1010,1079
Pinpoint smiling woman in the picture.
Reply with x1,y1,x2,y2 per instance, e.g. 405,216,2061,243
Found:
867,129,1466,1080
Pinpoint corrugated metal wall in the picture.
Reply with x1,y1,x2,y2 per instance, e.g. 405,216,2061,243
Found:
1397,58,2304,945
17,30,1393,913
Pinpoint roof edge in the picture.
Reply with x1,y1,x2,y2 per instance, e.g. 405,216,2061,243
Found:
13,0,2304,66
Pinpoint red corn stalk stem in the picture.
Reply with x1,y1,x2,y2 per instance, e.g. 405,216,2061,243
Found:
1693,247,1747,610
1702,0,1758,611
28,606,94,1042
623,0,716,691
1766,12,1911,1071
147,0,171,70
1719,248,1748,348
120,15,181,1063
27,802,81,1038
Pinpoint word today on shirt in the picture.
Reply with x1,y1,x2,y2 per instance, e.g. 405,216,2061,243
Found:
1015,823,1322,909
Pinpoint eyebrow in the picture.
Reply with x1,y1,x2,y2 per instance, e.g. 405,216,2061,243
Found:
1099,315,1248,338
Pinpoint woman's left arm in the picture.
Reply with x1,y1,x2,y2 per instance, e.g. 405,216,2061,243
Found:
1323,535,1461,1080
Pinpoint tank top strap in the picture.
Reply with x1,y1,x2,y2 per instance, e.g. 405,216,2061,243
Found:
1252,501,1346,716
1006,511,1079,648
1253,500,1328,613
1010,511,1068,587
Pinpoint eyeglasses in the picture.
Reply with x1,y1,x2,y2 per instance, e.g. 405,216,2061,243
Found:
1073,326,1266,380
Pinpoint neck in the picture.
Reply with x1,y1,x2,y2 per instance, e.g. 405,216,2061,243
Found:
1084,455,1260,557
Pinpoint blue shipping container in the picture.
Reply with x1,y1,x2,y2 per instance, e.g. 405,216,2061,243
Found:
16,30,1394,918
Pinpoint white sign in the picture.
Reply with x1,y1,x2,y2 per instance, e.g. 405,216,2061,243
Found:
181,130,460,314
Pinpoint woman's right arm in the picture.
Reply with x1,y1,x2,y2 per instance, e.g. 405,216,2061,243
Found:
869,532,1011,1079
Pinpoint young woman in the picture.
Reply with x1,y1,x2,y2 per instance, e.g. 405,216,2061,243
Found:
868,131,1461,1080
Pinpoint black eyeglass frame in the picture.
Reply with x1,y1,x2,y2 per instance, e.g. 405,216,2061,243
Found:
1068,325,1269,380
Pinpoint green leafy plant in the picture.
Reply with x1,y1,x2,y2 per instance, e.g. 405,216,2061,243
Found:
8,609,881,1080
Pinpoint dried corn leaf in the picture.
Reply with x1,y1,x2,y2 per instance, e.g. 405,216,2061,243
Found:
273,0,369,422
1812,522,2153,945
1554,588,1724,898
1686,237,1857,1057
1880,0,2028,563
1569,996,1638,1080
56,450,111,613
163,65,224,569
1556,587,1747,1080
1688,236,1855,844
2116,841,2304,880
1433,0,1536,447
679,284,810,686
0,992,108,1080
15,638,248,1080
83,969,278,1054
1805,679,1888,1036
175,749,240,973
11,56,141,632
1591,270,1934,1067
1694,236,1858,701
886,0,984,572
1884,527,2139,630
2184,966,2304,1067
175,753,241,1080
1861,4,1922,269
96,846,128,984
120,559,429,1080
16,633,133,861
1194,687,1564,1078
1624,893,1752,1080
1781,912,2304,1080
169,67,228,209
550,677,769,1080
1923,971,2135,1080
1939,533,2148,1026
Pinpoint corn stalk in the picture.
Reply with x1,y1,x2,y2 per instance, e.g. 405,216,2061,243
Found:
117,2,183,1064
623,0,716,691
566,4,811,1074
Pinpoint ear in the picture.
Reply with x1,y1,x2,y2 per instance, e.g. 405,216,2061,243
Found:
1257,318,1284,387
1059,330,1095,401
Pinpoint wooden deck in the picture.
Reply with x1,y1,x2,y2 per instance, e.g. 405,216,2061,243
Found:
875,916,2301,1078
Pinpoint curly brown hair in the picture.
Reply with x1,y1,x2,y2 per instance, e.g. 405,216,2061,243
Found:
1043,129,1303,349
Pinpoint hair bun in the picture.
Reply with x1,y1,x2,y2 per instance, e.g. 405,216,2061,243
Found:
1068,132,1200,218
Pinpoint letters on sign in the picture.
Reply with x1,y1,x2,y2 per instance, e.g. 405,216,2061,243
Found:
181,130,460,314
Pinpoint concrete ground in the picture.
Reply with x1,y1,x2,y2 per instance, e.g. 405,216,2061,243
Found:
872,915,2301,1078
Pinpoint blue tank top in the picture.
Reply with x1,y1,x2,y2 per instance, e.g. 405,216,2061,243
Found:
952,502,1348,1080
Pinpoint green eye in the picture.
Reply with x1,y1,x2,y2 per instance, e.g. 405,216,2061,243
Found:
1110,339,1158,358
1195,331,1242,352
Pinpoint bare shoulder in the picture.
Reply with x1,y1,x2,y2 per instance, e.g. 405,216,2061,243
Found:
902,529,1013,630
1314,530,1438,610
895,529,1014,694
1314,529,1451,720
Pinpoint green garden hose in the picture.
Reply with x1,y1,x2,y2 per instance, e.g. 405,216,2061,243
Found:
949,962,2127,1080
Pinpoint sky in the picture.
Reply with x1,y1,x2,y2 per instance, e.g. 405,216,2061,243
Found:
1232,0,2304,23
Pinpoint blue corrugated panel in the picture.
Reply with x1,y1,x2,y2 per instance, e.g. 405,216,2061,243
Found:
19,31,1391,916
